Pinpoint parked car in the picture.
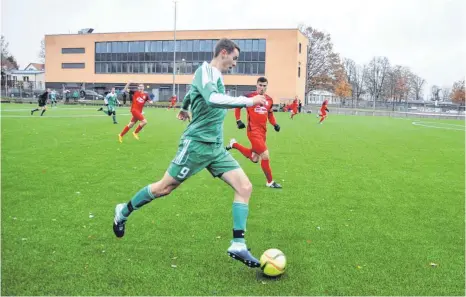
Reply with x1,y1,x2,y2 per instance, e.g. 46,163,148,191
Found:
9,88,33,98
82,90,104,100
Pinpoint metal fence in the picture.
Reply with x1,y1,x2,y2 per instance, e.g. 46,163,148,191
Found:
1,80,45,99
302,102,465,120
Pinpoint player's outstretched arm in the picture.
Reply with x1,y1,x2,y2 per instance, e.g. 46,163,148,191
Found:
122,81,131,93
235,108,242,121
235,108,246,129
198,80,265,108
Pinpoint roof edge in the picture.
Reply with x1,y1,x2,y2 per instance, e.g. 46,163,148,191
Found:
45,27,302,37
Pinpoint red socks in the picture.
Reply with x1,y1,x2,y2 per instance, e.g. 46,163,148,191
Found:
232,143,252,160
120,125,130,136
261,159,273,183
232,143,273,183
135,124,144,134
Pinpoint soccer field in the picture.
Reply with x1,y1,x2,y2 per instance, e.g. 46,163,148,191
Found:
1,104,464,296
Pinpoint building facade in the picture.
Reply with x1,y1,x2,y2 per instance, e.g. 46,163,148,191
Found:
306,90,339,105
5,69,45,90
45,28,308,103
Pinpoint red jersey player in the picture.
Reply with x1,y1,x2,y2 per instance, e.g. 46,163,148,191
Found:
167,95,177,110
226,77,282,189
290,96,299,119
319,99,329,124
118,83,153,143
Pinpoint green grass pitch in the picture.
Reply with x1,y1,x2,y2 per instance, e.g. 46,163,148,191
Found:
1,104,464,296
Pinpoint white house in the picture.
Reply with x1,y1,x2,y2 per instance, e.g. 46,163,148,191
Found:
306,89,338,105
6,63,45,90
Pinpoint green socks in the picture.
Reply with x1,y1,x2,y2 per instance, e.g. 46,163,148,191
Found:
121,185,155,217
232,202,249,243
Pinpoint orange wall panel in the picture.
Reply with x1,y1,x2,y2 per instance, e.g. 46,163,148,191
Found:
45,29,308,103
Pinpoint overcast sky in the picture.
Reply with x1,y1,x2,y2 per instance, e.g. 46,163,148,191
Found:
1,0,465,95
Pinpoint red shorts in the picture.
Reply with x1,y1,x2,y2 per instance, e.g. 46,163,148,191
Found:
320,111,327,117
248,132,267,155
131,110,145,122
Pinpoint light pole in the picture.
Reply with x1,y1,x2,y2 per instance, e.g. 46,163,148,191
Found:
172,0,177,97
177,58,185,98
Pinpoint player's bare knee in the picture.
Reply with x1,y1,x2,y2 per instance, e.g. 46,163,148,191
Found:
237,180,253,198
260,151,270,160
128,122,135,128
149,181,177,197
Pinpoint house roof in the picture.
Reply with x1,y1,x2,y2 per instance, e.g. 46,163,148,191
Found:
24,63,45,71
7,69,44,75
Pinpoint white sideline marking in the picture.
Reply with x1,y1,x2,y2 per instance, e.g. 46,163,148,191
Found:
412,121,465,131
1,108,107,112
0,114,131,118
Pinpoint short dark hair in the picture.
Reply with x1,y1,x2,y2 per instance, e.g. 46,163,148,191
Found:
257,77,268,83
214,38,240,57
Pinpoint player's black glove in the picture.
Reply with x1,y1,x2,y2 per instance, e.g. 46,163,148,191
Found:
105,104,109,106
236,120,246,129
274,124,280,132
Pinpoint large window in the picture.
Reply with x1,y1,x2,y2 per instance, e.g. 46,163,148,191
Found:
95,39,266,75
62,63,85,69
62,48,85,54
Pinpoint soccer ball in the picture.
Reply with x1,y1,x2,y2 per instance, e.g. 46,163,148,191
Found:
260,248,286,277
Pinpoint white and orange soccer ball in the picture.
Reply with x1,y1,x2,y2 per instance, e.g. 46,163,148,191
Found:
260,248,287,277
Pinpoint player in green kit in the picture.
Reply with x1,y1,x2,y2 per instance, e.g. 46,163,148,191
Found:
112,38,267,268
50,90,57,107
98,87,120,124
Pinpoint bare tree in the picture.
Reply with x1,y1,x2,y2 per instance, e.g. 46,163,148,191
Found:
38,38,45,63
410,74,425,101
431,85,441,101
1,35,9,62
342,58,366,107
342,58,355,85
363,56,390,102
383,65,413,104
352,64,366,106
299,25,341,94
1,35,19,88
342,58,355,104
441,87,451,102
1,35,18,70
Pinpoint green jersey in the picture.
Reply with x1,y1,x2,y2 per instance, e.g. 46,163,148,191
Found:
181,62,253,144
105,93,119,107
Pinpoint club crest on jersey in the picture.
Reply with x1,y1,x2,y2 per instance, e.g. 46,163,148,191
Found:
254,106,268,114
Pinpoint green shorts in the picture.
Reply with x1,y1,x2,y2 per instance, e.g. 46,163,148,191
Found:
107,105,116,112
167,138,240,182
